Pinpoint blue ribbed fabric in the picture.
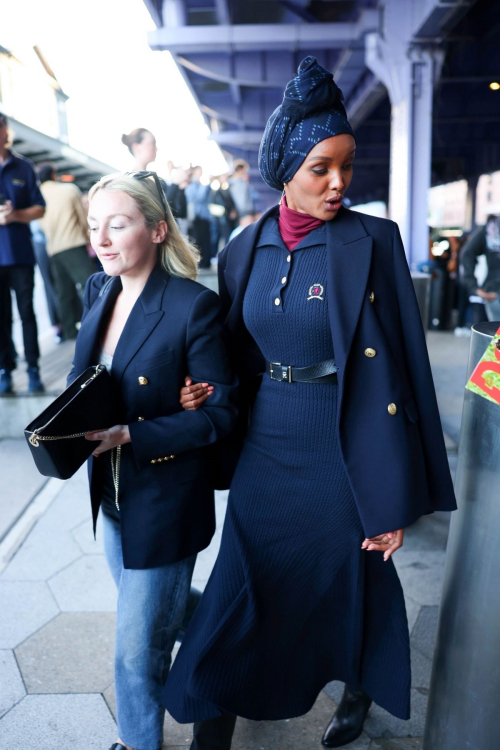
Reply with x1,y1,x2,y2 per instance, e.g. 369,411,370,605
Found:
163,218,411,723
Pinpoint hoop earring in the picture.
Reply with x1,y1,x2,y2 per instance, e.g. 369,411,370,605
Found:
279,186,286,206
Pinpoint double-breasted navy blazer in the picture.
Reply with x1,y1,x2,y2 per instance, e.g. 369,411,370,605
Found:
68,264,238,569
217,205,456,538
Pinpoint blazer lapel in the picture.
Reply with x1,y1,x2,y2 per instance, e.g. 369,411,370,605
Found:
111,266,167,383
76,276,122,373
225,205,279,333
326,208,373,393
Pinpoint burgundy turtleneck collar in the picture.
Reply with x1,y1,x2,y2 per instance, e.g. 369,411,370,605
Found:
278,195,325,251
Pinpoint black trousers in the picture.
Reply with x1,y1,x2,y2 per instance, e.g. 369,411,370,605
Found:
191,713,237,750
0,265,40,370
50,245,96,340
32,238,60,328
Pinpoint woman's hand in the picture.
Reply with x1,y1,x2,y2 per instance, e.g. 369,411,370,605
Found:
361,529,404,562
180,376,213,411
86,425,131,457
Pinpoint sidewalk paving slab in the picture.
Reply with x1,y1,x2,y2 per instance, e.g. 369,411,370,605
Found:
369,739,423,749
72,513,105,554
363,688,428,740
409,607,439,663
0,526,82,581
228,692,369,750
0,439,48,541
323,681,427,740
393,552,446,607
0,693,116,750
34,468,91,534
15,612,115,694
0,649,26,718
0,580,58,648
48,555,116,612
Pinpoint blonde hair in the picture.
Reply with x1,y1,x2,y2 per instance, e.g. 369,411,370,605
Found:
88,172,199,280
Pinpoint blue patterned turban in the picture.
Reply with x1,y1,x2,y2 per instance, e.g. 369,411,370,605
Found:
258,56,355,192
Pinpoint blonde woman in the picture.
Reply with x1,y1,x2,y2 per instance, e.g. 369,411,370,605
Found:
67,172,237,750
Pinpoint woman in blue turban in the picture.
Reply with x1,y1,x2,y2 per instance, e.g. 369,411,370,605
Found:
164,57,456,750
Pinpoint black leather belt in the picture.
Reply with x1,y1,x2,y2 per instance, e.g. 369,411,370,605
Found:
267,358,339,384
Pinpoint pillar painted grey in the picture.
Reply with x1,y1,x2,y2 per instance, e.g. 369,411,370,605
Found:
423,321,500,750
365,0,443,265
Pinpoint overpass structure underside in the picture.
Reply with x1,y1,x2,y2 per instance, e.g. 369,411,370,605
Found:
142,0,500,264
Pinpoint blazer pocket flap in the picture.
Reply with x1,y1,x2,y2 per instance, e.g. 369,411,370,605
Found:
135,349,174,372
403,396,419,424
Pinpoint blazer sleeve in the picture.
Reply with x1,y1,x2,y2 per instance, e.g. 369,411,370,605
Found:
128,288,238,470
392,224,456,510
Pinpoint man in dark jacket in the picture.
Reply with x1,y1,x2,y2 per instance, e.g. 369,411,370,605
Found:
462,215,500,321
0,111,45,394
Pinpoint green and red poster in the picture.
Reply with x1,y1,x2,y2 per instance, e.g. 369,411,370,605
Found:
466,326,500,405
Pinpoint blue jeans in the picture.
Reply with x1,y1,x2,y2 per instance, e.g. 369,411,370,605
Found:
102,512,196,750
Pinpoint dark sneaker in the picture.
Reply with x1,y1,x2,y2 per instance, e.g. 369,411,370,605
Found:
27,367,44,393
0,369,13,395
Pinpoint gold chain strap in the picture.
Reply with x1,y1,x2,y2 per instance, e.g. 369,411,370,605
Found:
28,428,109,447
111,445,121,511
27,365,106,448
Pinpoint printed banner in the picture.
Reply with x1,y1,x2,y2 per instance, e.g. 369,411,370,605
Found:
466,326,500,405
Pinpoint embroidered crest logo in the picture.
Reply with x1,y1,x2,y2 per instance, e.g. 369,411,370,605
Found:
307,284,324,301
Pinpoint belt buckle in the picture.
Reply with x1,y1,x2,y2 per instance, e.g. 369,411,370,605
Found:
269,362,292,383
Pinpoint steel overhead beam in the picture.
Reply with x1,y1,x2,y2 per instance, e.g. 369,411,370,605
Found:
200,103,266,129
212,0,242,108
345,73,387,131
413,0,478,38
209,130,263,146
177,55,285,90
214,0,230,25
148,12,379,53
142,0,162,27
171,52,209,125
277,1,319,24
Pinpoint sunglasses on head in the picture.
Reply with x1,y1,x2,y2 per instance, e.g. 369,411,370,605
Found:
126,170,169,221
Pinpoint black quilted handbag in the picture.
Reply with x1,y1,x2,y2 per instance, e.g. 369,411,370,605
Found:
24,364,121,480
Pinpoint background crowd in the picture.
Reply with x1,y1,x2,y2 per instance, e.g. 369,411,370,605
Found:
2,112,500,397
0,118,261,395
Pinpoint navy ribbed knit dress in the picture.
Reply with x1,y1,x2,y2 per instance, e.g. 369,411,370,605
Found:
163,218,411,722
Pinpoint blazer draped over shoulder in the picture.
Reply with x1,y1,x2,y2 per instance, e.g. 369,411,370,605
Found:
217,205,456,538
69,265,238,569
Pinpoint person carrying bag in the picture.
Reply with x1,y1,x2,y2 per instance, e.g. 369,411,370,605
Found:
67,171,237,750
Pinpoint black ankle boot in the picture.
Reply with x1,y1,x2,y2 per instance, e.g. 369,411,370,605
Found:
191,712,237,750
321,684,372,747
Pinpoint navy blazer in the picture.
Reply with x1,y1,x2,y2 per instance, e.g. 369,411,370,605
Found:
217,205,457,538
69,265,238,569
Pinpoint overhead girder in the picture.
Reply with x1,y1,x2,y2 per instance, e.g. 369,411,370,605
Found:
176,49,341,90
413,0,478,38
148,11,379,54
141,0,499,211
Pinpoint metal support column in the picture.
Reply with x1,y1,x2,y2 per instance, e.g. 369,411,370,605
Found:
423,321,500,750
365,0,443,266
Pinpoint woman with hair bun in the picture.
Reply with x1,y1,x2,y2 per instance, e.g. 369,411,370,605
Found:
68,172,237,750
121,128,158,171
164,57,457,749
